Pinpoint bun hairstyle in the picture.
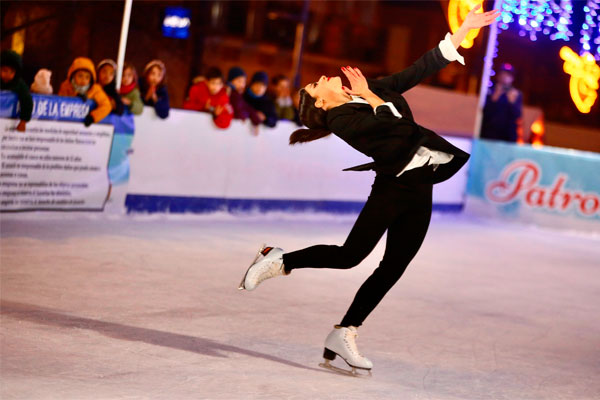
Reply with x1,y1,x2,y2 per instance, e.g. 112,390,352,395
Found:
289,88,332,145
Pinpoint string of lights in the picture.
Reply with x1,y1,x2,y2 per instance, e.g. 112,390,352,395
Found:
498,0,574,42
579,0,600,60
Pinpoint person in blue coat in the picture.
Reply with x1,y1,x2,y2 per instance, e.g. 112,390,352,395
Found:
239,5,500,374
140,60,170,119
243,71,278,128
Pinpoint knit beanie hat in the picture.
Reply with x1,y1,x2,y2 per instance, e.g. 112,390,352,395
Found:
227,66,246,82
250,71,269,85
0,50,23,74
97,59,117,73
499,63,515,75
143,60,166,77
30,68,53,95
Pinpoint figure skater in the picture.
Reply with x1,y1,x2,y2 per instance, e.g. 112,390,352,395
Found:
239,5,500,374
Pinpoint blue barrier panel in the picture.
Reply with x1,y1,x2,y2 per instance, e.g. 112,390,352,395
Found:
466,139,600,232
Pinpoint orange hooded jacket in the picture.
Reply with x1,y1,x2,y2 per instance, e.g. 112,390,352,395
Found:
58,57,112,123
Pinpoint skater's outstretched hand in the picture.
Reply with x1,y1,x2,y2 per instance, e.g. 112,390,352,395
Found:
463,4,501,30
450,5,500,49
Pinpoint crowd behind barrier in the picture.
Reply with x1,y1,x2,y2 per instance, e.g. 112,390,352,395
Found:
1,50,301,134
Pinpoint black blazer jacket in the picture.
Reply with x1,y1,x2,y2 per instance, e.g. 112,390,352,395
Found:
326,46,470,185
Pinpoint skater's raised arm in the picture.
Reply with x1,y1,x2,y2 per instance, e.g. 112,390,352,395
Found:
376,5,500,94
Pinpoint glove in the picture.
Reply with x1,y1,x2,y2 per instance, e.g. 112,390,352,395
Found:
76,93,88,102
115,102,125,116
83,114,94,127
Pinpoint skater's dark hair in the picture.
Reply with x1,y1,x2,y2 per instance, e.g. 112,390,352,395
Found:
289,88,331,145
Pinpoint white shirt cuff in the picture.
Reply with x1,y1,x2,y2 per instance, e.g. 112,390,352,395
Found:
439,32,465,65
375,102,402,118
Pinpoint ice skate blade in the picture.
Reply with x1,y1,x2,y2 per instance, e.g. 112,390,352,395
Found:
238,244,267,290
318,360,372,377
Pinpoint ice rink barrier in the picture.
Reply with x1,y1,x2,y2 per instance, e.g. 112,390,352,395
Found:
466,139,600,233
125,107,472,214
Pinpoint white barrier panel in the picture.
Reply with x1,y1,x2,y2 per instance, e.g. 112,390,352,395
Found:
0,118,114,212
126,107,471,213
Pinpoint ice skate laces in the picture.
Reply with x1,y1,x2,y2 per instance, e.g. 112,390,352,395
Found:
255,257,283,284
343,329,364,357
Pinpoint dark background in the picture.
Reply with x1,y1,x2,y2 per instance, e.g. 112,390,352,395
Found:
1,0,599,130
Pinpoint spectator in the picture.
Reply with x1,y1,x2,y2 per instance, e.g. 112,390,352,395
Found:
0,50,33,132
244,71,278,128
226,66,262,130
270,74,298,122
119,62,143,115
481,63,522,142
183,66,233,129
96,59,125,115
30,68,53,95
57,57,111,127
140,60,169,119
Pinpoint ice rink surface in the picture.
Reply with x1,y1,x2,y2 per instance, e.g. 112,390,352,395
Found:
1,213,599,400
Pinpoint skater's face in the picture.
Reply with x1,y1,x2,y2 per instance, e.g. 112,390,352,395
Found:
304,75,347,110
98,65,115,86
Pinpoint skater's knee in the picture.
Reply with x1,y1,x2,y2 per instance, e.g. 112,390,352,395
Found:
337,247,368,269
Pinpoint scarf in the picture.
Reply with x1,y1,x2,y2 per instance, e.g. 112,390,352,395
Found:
119,80,137,95
70,78,90,95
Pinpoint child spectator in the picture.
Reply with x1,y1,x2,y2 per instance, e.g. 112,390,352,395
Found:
244,71,278,128
226,66,262,128
30,68,53,95
183,66,233,129
96,59,125,115
119,62,143,115
139,60,169,119
270,74,297,122
58,57,112,127
0,50,33,132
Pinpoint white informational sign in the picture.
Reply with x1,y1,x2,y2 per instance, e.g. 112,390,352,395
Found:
0,118,114,211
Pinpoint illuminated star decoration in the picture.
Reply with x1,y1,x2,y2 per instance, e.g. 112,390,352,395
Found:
579,0,600,60
498,0,574,42
448,0,485,48
559,46,600,113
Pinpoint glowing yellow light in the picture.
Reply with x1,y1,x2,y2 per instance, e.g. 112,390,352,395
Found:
559,46,600,114
448,0,484,49
530,116,545,147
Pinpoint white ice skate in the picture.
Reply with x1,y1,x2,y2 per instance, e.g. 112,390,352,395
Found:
320,325,373,376
238,245,288,291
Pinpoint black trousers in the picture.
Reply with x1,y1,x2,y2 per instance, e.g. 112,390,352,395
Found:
282,165,434,327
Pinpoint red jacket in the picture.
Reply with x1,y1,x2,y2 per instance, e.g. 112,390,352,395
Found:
183,81,233,129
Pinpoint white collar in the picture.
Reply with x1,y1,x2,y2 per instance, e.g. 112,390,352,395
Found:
348,95,368,104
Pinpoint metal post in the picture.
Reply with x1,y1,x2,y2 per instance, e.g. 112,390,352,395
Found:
292,0,310,89
115,0,133,90
473,0,503,138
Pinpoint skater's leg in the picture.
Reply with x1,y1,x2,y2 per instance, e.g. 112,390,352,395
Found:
339,182,433,327
282,176,405,272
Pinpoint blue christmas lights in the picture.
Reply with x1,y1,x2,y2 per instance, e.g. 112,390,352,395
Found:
579,0,600,60
499,0,574,42
497,0,600,60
